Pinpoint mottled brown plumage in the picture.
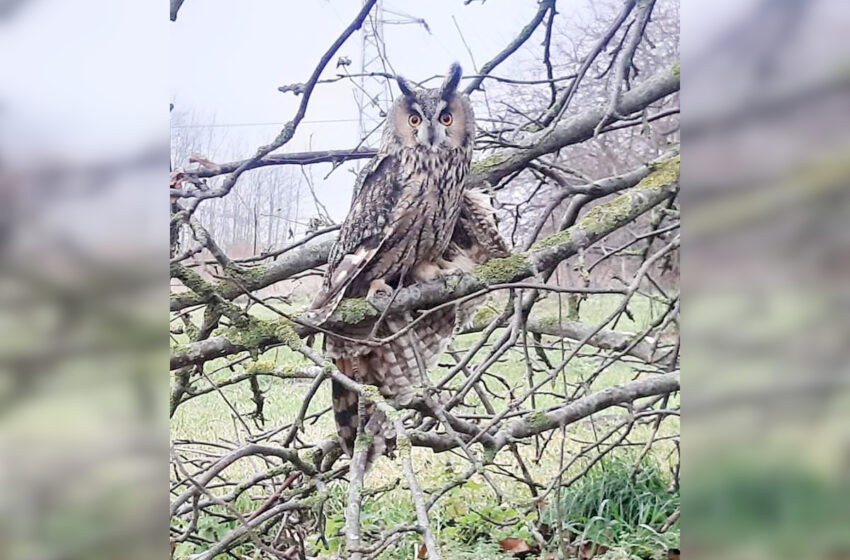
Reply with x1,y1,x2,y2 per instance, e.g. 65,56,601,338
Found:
310,64,508,459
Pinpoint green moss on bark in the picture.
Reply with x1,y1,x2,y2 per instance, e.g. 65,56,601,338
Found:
471,304,499,326
224,263,269,285
171,262,216,298
527,410,551,429
246,360,277,375
334,298,375,325
221,316,304,358
274,319,303,349
396,433,411,459
354,430,374,453
641,155,680,190
472,253,529,284
221,317,277,356
171,342,191,355
183,321,199,341
360,384,382,401
470,153,506,174
577,194,635,235
530,229,572,252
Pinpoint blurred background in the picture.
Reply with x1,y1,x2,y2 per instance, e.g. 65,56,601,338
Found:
682,0,850,558
0,0,847,559
0,2,168,559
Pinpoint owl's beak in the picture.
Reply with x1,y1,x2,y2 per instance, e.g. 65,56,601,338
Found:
417,121,446,150
427,125,439,150
415,120,446,150
428,122,448,150
416,121,434,148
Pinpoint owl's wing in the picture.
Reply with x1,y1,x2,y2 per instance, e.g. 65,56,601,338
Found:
440,189,510,271
310,153,402,316
460,189,511,259
441,189,511,331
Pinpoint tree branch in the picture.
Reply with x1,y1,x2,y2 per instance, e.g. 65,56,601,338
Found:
188,148,377,179
170,155,678,369
460,312,662,364
463,0,555,95
408,373,680,453
169,235,336,311
501,373,679,444
475,64,680,190
179,62,678,193
183,0,379,208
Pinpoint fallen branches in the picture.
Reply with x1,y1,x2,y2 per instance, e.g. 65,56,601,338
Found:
170,155,678,369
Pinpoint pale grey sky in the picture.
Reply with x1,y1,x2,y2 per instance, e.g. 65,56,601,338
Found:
170,1,533,153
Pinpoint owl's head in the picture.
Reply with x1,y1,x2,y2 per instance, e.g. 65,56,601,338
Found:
384,63,474,152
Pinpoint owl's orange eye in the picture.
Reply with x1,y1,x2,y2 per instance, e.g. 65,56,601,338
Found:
439,112,453,126
408,114,422,127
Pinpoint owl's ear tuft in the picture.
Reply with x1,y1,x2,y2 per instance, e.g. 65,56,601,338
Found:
396,75,416,99
440,63,462,100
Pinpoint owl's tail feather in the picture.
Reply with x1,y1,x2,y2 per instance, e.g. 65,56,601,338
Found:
328,308,457,465
331,359,359,457
331,357,395,463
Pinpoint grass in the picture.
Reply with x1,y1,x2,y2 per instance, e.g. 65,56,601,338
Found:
543,453,679,559
170,293,679,559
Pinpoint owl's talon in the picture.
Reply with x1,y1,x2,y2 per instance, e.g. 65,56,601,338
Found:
367,278,392,300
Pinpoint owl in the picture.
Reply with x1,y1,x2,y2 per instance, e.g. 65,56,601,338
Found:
310,64,509,458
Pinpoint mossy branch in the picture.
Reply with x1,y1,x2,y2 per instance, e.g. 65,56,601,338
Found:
170,236,336,311
170,157,678,370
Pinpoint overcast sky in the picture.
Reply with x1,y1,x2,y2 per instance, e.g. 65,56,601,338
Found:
170,1,532,152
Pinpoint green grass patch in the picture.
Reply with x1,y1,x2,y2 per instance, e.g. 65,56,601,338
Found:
543,452,679,558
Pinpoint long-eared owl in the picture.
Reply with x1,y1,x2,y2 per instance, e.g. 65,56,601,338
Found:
310,63,509,459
